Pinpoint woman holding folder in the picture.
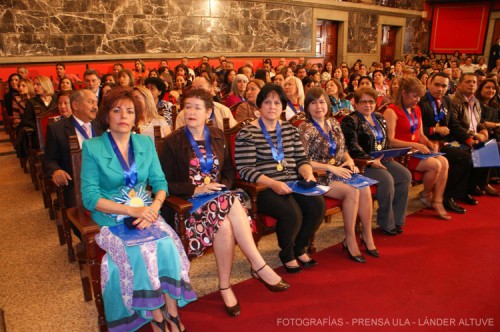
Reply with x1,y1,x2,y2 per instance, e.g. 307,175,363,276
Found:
341,87,411,236
235,83,325,273
81,87,195,332
160,88,289,318
384,77,451,220
299,88,378,263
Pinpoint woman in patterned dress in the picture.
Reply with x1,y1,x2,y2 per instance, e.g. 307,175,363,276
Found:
299,88,377,263
160,89,289,318
81,86,195,332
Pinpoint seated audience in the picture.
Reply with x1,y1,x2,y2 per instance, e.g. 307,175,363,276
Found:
299,88,377,263
4,73,20,116
225,74,248,108
235,83,325,273
341,87,411,236
58,77,74,91
144,77,174,130
176,77,237,130
234,79,265,121
133,86,170,139
325,78,353,117
81,86,195,331
283,76,305,120
161,89,288,317
384,77,451,219
11,78,34,128
56,90,73,119
118,69,135,87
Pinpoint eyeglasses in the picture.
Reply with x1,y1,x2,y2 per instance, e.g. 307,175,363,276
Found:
357,100,376,106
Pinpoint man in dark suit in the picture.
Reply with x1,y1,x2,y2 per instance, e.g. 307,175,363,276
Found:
419,72,476,214
44,89,102,207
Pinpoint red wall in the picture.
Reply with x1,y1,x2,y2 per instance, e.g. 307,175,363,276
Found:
0,57,322,83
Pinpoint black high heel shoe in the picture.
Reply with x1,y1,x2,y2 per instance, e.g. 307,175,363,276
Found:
160,307,187,332
280,259,302,273
342,239,366,263
152,318,168,332
250,264,290,292
360,235,380,258
295,255,318,268
219,286,240,317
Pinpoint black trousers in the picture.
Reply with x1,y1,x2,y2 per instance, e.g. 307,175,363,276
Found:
441,145,472,199
257,189,325,263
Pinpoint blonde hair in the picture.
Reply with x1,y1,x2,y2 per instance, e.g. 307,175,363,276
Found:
34,75,54,96
284,76,305,106
19,78,34,98
393,77,425,109
133,86,161,122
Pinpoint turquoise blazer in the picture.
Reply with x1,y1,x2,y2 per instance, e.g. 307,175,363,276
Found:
81,132,168,227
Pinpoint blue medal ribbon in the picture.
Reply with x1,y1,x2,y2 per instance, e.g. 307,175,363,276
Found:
357,111,384,145
108,133,137,187
310,119,337,158
426,91,445,123
184,125,214,176
72,117,94,140
403,106,418,134
287,100,303,115
258,117,284,164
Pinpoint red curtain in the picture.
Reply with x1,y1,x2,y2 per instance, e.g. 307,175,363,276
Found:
430,2,490,54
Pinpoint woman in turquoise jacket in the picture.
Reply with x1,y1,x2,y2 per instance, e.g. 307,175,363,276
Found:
81,86,195,332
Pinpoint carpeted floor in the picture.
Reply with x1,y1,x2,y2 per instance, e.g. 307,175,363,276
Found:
1,124,486,332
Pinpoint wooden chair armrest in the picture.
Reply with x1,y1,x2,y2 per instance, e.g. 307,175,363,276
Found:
353,158,370,174
165,195,192,214
66,207,100,238
235,179,267,195
314,170,327,178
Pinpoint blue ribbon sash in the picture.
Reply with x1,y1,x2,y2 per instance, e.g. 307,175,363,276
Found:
287,100,303,114
357,111,384,145
184,125,214,177
108,133,137,188
72,117,94,140
311,118,337,159
258,117,284,165
426,91,445,123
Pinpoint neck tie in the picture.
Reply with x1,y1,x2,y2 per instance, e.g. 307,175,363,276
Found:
83,122,92,138
435,99,441,110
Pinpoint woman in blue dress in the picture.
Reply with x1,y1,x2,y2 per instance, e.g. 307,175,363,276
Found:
81,86,195,332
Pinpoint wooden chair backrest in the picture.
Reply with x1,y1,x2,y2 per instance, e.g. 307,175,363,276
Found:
68,135,83,208
37,115,61,150
171,105,178,130
288,112,306,127
223,117,253,177
153,125,165,155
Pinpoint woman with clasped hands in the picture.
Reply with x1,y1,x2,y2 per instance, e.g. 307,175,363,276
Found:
299,88,378,263
81,87,195,332
235,84,326,273
384,77,450,220
341,87,411,236
160,89,289,318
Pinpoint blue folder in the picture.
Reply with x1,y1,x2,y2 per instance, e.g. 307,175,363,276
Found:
286,181,330,196
369,147,411,159
410,152,446,160
333,173,379,189
109,223,168,246
471,139,500,168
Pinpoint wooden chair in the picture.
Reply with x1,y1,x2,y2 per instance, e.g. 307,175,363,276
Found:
153,126,194,257
64,135,106,330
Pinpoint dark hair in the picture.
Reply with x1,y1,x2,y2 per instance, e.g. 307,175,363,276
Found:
184,88,214,111
144,77,167,97
223,69,236,85
84,69,99,79
7,73,21,91
101,73,116,83
57,90,72,101
98,86,141,129
346,73,362,93
301,76,314,88
58,77,75,91
372,69,385,78
118,69,134,87
326,78,346,99
295,65,306,74
429,71,450,83
353,87,378,103
148,69,159,78
474,69,486,77
55,62,65,69
475,78,499,106
308,69,319,77
254,69,268,82
458,72,476,83
358,75,375,89
304,87,332,121
175,64,190,79
256,83,288,110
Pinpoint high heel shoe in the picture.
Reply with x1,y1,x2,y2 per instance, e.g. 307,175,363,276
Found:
419,191,433,209
160,306,186,332
250,264,290,292
152,318,168,332
280,259,302,273
432,201,451,220
342,239,366,263
360,235,380,258
295,255,318,268
219,286,240,317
